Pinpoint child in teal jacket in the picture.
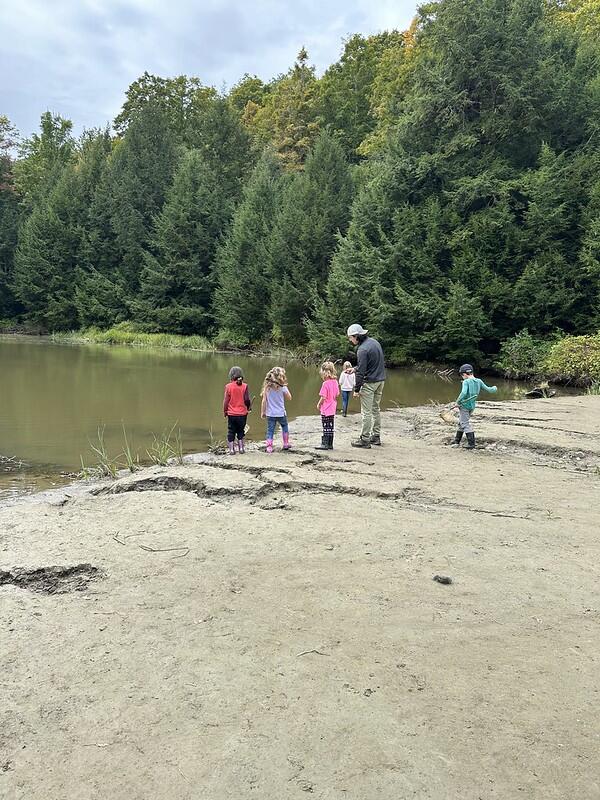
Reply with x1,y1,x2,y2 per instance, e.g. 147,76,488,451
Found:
453,364,497,449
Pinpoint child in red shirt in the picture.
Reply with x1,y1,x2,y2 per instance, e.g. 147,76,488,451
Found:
223,366,252,454
315,361,340,450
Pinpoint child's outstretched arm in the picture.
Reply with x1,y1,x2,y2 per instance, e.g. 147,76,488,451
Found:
480,380,498,394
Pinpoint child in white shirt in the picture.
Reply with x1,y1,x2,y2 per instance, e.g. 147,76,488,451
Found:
338,361,355,417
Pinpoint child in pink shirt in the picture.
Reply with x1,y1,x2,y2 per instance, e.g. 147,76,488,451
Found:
315,361,340,450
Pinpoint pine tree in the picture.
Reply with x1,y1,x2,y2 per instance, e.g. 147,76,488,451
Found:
12,130,111,330
13,167,81,329
13,112,75,211
0,116,21,318
134,150,232,334
213,150,281,345
307,159,399,354
267,132,352,344
77,105,178,325
187,96,255,202
0,188,19,318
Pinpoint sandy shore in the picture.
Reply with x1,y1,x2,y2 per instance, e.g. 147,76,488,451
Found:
1,396,599,799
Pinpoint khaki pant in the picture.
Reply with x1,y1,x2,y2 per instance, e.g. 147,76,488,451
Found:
360,381,385,441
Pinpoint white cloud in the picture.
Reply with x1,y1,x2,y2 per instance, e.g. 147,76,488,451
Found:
0,0,418,137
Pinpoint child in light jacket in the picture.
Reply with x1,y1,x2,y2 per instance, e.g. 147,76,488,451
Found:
338,361,355,417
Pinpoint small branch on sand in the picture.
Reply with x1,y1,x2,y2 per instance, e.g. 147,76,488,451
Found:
169,548,190,559
139,545,189,555
296,649,328,657
112,533,143,546
82,742,118,748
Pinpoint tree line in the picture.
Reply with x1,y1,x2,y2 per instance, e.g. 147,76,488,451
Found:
1,0,599,366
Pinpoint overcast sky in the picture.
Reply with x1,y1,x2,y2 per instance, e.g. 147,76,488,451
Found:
1,0,418,139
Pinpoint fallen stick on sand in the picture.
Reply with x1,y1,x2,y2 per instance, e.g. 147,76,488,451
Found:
296,649,328,657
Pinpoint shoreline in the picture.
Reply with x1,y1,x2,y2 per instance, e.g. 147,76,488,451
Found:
2,397,600,798
2,330,587,384
0,381,584,507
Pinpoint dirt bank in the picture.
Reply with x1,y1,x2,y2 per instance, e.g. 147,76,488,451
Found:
1,397,599,799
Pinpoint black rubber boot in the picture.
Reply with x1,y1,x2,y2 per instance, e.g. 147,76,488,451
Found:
452,430,463,447
328,434,334,450
465,432,476,450
370,435,381,446
315,435,329,451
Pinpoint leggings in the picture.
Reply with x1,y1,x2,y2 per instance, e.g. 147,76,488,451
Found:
321,415,335,435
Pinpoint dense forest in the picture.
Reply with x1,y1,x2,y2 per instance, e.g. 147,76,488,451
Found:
1,0,599,368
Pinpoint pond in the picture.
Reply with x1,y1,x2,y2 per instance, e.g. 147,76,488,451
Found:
0,335,549,501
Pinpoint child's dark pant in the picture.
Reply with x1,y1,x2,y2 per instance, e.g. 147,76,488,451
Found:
227,415,247,442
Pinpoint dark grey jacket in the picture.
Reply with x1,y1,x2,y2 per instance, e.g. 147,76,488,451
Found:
355,337,385,392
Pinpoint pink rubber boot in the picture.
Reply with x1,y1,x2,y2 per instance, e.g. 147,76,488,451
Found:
227,441,236,455
238,438,245,454
265,439,273,454
282,432,291,450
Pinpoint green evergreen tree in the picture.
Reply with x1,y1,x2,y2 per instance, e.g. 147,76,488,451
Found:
13,130,111,330
13,112,75,211
13,167,81,329
77,106,178,325
187,96,255,202
0,116,21,318
213,150,281,345
268,132,352,344
307,159,399,354
134,150,232,334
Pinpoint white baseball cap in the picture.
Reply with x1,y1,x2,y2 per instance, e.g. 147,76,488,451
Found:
347,324,368,336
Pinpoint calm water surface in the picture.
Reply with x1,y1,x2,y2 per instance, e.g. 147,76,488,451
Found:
0,335,546,500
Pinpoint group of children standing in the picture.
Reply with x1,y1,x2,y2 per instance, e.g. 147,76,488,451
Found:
222,361,356,454
222,360,497,454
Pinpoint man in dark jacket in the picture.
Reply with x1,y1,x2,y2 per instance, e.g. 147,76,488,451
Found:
347,324,386,448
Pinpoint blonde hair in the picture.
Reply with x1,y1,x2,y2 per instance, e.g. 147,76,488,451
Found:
343,361,352,370
261,366,287,396
320,361,337,380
